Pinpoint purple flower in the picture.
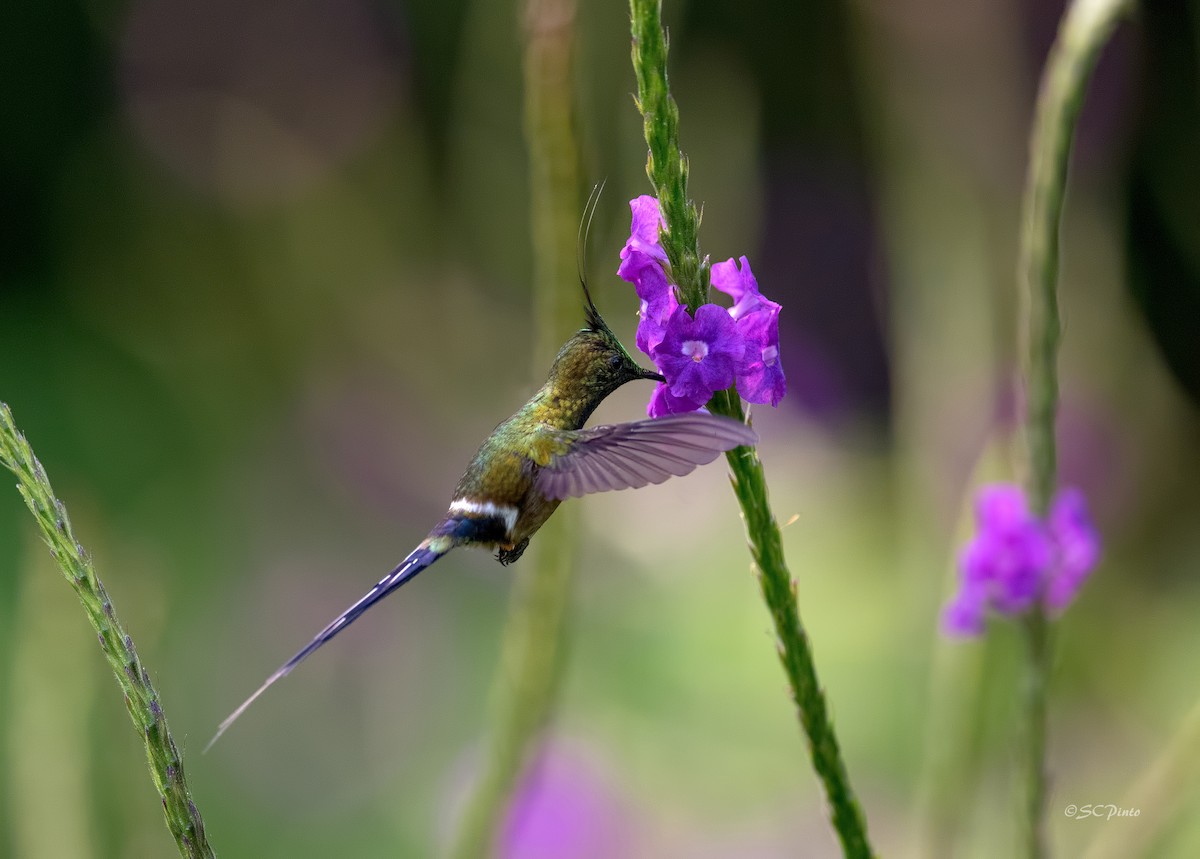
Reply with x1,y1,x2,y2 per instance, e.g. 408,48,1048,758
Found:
618,197,676,331
500,745,632,859
711,255,786,407
646,381,706,418
620,252,674,325
652,304,744,404
965,485,1051,614
941,582,987,637
712,255,775,320
735,302,786,407
620,195,667,263
942,483,1101,637
1045,488,1101,612
617,197,788,415
635,290,680,355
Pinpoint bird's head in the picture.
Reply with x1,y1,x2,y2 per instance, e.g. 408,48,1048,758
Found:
546,287,663,399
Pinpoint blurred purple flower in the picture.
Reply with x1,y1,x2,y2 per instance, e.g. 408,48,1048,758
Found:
500,746,631,859
653,304,744,404
1045,488,1102,612
942,483,1101,636
941,581,988,637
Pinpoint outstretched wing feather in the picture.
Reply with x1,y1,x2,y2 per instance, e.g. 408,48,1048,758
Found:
536,412,757,500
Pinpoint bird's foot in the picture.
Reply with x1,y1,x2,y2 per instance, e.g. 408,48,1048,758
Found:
496,538,529,566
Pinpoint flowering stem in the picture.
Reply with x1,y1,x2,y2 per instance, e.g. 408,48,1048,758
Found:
1017,0,1134,854
0,403,214,859
446,1,582,856
629,0,706,307
630,3,874,856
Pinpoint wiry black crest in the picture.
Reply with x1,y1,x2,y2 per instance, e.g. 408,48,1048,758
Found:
583,285,607,334
578,181,610,335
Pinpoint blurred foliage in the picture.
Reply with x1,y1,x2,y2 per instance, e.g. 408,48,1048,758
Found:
1124,0,1200,405
2,0,1199,857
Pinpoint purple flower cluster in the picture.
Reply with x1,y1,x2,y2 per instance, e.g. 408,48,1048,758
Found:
617,196,787,417
942,484,1101,636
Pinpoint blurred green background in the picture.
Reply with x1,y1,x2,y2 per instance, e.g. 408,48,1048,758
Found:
3,0,1200,856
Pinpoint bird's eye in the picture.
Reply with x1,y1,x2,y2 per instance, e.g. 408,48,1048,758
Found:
608,354,622,370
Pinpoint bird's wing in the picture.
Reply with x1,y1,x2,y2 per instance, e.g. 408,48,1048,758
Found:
533,412,757,501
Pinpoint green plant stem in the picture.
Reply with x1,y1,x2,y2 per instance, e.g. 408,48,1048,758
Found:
630,3,873,856
0,403,214,859
711,391,872,859
629,0,705,306
1020,609,1050,859
446,1,582,856
1020,0,1133,516
1017,0,1134,855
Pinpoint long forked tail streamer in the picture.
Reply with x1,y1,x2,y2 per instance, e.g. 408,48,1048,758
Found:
205,543,448,751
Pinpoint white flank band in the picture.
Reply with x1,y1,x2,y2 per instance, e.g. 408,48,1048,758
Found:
448,498,519,535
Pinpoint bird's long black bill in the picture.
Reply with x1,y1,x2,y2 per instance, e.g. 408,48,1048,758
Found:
205,543,447,751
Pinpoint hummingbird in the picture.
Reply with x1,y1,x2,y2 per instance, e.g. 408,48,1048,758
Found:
207,261,757,750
